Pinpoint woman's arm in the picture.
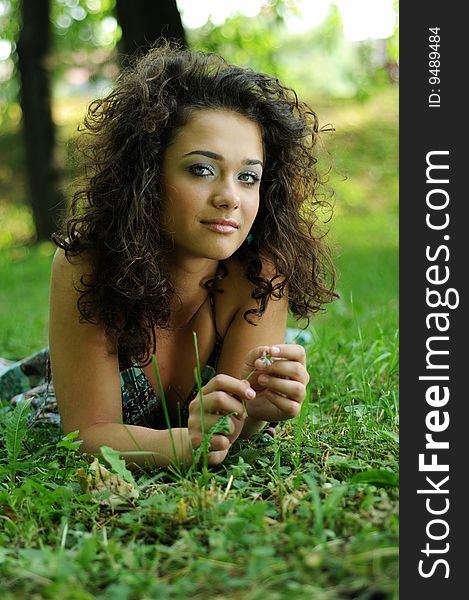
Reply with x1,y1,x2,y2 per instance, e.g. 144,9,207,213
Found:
77,422,193,469
214,259,290,439
49,249,194,469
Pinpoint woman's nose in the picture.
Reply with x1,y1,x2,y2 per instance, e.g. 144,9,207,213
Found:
211,179,240,209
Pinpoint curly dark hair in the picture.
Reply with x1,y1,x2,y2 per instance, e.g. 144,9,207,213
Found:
53,41,337,367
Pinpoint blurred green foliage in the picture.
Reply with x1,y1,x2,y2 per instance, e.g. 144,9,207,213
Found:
189,3,398,100
1,86,398,246
189,12,285,79
0,1,398,112
0,0,120,116
0,0,398,237
51,0,119,50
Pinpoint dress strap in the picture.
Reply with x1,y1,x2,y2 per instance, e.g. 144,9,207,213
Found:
208,287,223,341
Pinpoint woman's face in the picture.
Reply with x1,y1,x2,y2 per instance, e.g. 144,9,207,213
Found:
160,109,264,262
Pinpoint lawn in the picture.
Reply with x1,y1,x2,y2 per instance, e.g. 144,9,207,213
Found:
0,86,398,599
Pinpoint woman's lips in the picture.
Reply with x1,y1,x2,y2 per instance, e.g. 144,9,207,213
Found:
201,221,239,234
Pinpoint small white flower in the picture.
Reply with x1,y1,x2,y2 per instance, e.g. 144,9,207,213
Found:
260,350,273,367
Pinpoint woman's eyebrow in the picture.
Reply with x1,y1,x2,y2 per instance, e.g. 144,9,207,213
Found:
182,150,263,167
182,150,221,160
244,158,264,167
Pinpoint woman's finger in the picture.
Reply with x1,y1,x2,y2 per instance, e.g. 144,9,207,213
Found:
188,414,236,450
243,345,272,369
189,390,247,423
265,344,307,365
259,389,303,419
191,412,235,432
254,359,309,384
208,434,231,452
204,391,248,420
202,373,256,402
256,374,306,402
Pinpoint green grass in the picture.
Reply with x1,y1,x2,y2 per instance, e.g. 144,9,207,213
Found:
0,243,54,358
0,86,398,599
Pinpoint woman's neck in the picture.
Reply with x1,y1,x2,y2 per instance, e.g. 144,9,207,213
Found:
168,258,220,329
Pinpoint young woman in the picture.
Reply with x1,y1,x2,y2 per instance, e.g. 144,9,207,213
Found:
4,43,336,468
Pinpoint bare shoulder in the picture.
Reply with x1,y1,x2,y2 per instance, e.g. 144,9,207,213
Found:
49,247,121,435
215,255,289,377
220,254,285,310
222,253,279,279
220,255,251,298
50,247,114,352
51,247,93,290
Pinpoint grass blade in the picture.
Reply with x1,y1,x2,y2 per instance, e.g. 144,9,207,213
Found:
152,354,181,472
193,332,206,457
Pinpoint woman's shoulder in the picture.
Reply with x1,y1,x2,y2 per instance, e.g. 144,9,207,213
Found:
222,254,280,282
214,255,289,372
50,248,117,353
51,247,93,287
218,254,281,306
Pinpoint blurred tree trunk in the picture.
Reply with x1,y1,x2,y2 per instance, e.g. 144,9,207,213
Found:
115,0,187,62
17,0,64,242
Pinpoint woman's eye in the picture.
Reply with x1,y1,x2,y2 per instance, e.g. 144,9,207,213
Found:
188,164,214,177
239,171,260,185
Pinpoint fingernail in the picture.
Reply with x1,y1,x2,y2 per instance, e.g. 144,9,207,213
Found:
258,374,268,384
271,346,281,354
246,388,256,399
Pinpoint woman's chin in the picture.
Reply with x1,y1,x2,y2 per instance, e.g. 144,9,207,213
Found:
171,235,246,262
195,240,244,261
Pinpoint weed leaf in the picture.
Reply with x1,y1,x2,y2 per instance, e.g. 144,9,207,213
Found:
100,445,138,487
56,430,83,451
382,430,399,444
5,397,32,463
77,457,139,508
351,469,399,487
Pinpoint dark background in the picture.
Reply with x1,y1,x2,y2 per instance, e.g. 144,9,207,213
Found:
400,1,465,596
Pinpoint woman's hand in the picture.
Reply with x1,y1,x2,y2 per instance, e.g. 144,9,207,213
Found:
188,374,256,465
241,344,310,423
